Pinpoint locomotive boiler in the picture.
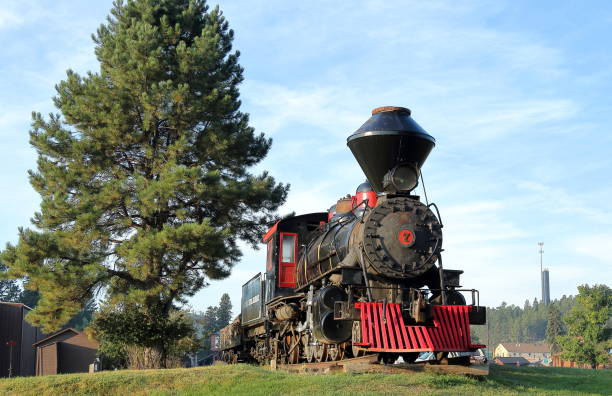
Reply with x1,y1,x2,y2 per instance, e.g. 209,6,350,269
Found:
220,106,486,365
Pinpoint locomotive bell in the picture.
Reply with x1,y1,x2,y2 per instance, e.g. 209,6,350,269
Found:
347,106,435,193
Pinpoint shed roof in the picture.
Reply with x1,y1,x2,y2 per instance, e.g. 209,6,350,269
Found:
0,301,33,310
498,343,549,353
32,328,80,347
495,356,531,365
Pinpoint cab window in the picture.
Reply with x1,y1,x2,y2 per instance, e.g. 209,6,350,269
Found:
278,232,297,288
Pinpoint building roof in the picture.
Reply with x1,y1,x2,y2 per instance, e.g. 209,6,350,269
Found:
0,301,33,310
32,328,81,347
498,343,550,353
495,356,531,365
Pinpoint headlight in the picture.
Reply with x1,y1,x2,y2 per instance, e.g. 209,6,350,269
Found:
383,164,419,192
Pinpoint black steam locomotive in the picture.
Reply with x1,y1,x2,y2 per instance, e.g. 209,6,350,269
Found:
219,106,486,365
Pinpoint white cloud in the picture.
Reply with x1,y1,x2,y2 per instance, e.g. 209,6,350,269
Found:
443,200,526,245
243,81,364,137
518,181,612,225
466,99,578,140
571,234,612,265
0,9,22,29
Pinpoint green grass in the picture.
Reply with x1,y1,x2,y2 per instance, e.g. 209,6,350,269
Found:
0,364,609,396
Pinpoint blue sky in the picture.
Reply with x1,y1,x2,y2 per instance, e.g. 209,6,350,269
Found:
1,1,611,314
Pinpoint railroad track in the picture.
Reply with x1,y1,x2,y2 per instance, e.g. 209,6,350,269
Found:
272,354,489,376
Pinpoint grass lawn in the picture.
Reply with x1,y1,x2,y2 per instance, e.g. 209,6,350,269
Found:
0,364,609,396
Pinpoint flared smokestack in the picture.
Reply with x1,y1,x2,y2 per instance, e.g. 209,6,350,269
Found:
347,107,435,193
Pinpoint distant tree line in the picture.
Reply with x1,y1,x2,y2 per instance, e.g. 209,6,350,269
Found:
193,293,233,347
472,284,611,369
471,294,576,349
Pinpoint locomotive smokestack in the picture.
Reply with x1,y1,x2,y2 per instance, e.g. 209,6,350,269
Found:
347,106,435,193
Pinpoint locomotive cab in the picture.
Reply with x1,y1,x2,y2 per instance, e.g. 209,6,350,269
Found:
262,213,327,303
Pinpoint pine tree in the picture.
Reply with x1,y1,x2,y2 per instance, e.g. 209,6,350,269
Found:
198,305,219,343
65,298,97,330
546,303,563,355
532,298,539,312
216,293,232,329
1,0,287,367
558,284,611,368
18,288,40,308
0,262,21,302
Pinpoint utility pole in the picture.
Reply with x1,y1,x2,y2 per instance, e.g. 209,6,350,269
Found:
6,340,16,378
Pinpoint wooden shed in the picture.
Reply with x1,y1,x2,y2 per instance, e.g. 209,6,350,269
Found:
0,302,47,377
34,328,99,376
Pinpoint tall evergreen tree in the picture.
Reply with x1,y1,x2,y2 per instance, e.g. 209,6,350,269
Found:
558,284,611,368
216,293,232,329
197,305,219,343
1,0,287,366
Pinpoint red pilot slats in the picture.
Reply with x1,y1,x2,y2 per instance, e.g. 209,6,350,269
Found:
421,324,435,348
388,305,404,349
443,309,457,349
353,302,481,353
362,306,374,345
415,326,427,348
373,303,382,348
406,326,417,349
385,305,397,349
381,305,388,348
460,306,471,349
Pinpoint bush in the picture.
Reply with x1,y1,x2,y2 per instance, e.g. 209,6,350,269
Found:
89,303,201,369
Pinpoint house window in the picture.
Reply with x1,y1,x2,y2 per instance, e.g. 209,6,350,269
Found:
278,233,297,288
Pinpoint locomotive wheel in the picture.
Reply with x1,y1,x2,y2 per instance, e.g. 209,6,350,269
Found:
305,345,315,363
286,335,300,364
314,344,328,362
337,344,346,360
328,346,339,361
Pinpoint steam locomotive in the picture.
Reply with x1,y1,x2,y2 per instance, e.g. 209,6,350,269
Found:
219,106,486,365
